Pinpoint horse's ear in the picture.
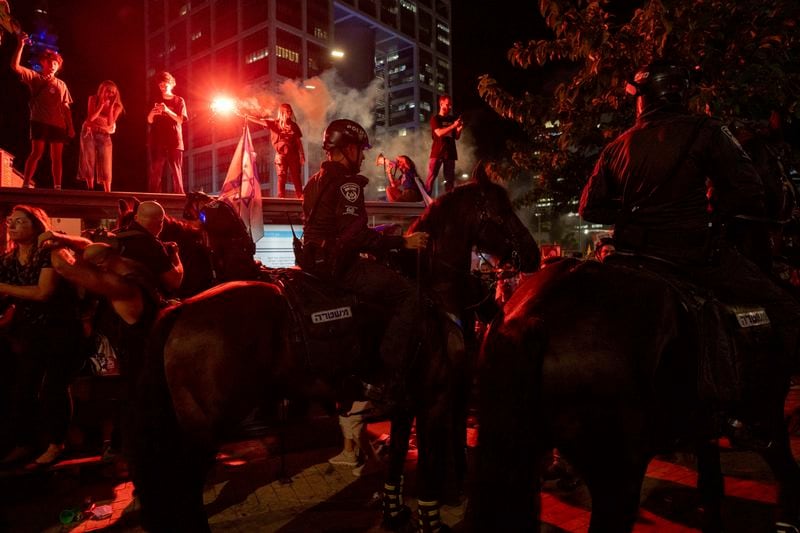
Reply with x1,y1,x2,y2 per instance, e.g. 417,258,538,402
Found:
471,160,491,186
118,199,130,216
132,197,141,213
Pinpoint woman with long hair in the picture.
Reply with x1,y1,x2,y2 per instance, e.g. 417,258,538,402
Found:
252,103,306,198
0,205,82,468
78,80,124,192
383,155,423,203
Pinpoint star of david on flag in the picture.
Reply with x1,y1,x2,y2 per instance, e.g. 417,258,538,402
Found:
220,124,264,243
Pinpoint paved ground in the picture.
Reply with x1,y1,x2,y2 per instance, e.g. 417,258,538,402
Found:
1,389,798,532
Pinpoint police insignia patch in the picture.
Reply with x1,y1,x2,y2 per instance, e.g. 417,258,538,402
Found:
340,183,360,202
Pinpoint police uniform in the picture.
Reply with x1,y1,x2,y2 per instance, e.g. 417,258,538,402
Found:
302,160,417,377
580,103,800,415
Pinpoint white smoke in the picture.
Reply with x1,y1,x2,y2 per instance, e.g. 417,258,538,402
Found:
237,70,477,199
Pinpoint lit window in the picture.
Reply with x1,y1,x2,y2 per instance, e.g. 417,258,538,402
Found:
277,46,300,63
400,0,416,12
246,48,269,64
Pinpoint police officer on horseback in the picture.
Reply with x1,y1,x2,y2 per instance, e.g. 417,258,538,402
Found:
299,118,429,414
579,59,800,448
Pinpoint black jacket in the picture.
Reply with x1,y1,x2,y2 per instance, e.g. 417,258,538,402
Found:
579,105,764,262
302,161,405,275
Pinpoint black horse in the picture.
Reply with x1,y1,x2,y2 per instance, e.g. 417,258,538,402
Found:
183,191,262,282
130,174,540,532
470,257,800,532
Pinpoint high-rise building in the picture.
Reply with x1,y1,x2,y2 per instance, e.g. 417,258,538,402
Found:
144,0,452,196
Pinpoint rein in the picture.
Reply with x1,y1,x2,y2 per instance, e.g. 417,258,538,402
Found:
422,186,526,311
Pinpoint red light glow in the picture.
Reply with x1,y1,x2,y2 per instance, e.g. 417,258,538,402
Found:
211,96,238,116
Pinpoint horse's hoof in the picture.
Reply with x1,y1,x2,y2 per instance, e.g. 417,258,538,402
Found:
382,505,411,530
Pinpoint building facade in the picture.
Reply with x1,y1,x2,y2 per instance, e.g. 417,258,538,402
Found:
144,0,453,196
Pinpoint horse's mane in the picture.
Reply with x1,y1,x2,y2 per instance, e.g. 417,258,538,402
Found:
160,217,203,243
410,181,504,234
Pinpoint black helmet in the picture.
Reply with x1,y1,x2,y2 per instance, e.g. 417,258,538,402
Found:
625,61,689,104
322,119,371,151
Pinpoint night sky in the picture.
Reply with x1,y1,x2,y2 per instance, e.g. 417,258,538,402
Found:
0,0,547,191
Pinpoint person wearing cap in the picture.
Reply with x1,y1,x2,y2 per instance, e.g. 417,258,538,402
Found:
579,59,800,449
300,118,429,414
11,33,74,189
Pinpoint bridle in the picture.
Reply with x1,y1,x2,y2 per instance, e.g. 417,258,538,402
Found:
423,186,526,310
474,187,523,273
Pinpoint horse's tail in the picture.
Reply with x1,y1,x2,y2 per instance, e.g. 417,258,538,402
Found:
129,304,210,533
469,312,546,531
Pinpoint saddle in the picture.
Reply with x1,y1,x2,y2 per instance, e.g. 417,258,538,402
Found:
265,268,384,385
600,256,773,409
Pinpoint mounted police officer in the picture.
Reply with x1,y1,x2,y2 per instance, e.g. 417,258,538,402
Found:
299,118,429,413
579,60,800,448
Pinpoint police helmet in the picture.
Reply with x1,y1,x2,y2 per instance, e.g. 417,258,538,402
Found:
625,61,689,104
322,119,371,152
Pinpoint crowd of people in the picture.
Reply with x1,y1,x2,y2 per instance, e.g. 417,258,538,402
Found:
1,2,798,522
0,199,178,469
6,19,464,200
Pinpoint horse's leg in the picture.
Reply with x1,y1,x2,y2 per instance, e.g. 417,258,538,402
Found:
443,372,469,506
469,323,543,531
695,439,724,533
760,393,800,529
383,412,413,529
581,450,648,533
415,406,451,533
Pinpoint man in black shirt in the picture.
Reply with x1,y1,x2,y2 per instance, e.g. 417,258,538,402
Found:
119,200,183,297
147,71,188,193
425,94,463,195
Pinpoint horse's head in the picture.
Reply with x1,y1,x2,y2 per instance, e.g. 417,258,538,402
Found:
411,163,540,278
183,191,216,222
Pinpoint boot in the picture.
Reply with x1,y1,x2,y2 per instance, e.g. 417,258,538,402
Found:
417,499,450,533
382,476,411,529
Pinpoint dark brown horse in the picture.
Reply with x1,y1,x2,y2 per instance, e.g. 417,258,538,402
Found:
130,175,540,532
470,257,800,532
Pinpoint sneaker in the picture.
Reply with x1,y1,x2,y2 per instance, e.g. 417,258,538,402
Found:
25,443,64,470
328,450,358,466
